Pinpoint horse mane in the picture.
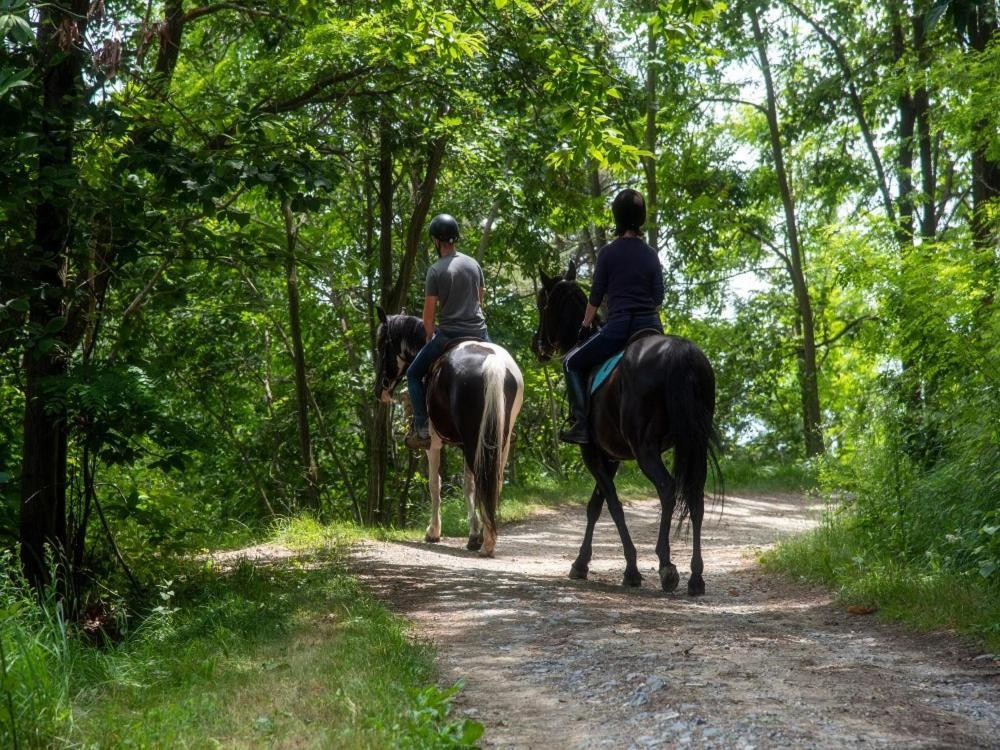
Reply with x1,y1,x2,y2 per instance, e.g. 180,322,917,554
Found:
388,314,426,359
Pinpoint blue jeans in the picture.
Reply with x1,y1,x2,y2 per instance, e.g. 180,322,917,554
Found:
407,329,490,428
564,313,662,377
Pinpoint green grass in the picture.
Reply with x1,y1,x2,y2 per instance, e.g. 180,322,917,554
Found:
2,546,481,748
761,515,1000,652
718,455,816,493
271,459,799,552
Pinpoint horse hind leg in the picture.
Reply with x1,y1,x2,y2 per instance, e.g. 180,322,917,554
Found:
687,489,705,596
424,444,442,543
636,449,680,593
464,464,482,551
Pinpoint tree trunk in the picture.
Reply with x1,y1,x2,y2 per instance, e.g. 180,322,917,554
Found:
282,198,319,510
751,9,824,457
889,0,916,245
968,5,1000,307
367,115,395,523
912,13,937,239
19,1,91,587
643,9,659,250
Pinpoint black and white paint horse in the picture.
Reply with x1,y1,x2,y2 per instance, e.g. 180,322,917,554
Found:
374,308,524,556
532,262,721,594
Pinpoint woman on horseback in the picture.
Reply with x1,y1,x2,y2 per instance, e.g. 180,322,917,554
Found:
561,189,665,444
405,213,490,449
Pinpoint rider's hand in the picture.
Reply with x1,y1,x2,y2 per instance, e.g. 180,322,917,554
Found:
577,324,593,344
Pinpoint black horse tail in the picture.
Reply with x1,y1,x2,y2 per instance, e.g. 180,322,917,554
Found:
666,350,723,524
473,352,509,542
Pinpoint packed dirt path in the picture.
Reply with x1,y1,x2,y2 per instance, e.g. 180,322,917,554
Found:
350,491,1000,749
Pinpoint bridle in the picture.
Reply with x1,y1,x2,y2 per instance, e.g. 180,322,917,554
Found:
376,322,408,395
535,279,591,360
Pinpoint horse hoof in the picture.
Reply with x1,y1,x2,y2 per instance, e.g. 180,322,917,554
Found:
659,564,680,593
424,534,441,544
478,548,495,559
568,563,588,580
622,570,643,587
687,577,705,596
466,535,482,551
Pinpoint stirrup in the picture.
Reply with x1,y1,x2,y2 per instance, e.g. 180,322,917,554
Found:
405,425,431,450
559,419,590,445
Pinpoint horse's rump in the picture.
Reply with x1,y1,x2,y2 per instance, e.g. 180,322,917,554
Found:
592,333,716,461
426,342,520,445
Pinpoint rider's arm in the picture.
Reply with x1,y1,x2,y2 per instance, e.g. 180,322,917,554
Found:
479,286,485,305
582,303,598,327
422,295,437,342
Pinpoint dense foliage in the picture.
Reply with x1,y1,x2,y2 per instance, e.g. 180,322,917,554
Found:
0,0,997,667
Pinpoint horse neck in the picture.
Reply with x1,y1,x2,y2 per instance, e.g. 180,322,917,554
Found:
554,283,599,354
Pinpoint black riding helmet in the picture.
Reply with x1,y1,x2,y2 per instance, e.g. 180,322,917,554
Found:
428,213,460,243
611,189,645,236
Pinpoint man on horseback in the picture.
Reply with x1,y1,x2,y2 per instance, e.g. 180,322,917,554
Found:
560,189,664,444
405,213,490,449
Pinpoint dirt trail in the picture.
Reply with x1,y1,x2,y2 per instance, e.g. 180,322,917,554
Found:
350,492,1000,749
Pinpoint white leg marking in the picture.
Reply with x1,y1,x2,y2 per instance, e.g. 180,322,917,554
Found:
464,464,478,536
425,444,442,542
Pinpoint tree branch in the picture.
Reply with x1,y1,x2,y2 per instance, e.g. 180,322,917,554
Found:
183,2,296,24
816,315,880,348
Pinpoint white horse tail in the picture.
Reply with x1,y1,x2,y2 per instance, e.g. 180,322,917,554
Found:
473,352,508,541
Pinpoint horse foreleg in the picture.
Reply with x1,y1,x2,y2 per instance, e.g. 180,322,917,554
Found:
424,444,442,543
569,485,603,580
464,464,482,551
581,446,640,587
636,450,680,593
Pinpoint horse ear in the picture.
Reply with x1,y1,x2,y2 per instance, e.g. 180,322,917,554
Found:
377,306,388,325
539,267,554,287
566,259,577,281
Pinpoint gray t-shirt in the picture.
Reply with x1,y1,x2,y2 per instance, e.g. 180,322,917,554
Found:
425,251,488,337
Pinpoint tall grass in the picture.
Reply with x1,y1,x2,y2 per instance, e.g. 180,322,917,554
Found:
0,552,73,748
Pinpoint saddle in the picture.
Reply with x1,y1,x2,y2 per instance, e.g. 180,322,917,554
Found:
588,328,661,395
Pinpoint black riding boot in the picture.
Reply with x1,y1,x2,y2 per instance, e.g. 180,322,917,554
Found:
559,369,590,444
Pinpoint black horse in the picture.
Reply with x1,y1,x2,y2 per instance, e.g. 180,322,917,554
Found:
374,308,524,556
532,261,720,594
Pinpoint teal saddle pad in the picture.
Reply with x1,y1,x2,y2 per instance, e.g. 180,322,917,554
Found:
590,352,624,394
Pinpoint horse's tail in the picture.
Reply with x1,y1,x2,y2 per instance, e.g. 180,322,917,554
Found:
666,348,723,524
473,352,509,541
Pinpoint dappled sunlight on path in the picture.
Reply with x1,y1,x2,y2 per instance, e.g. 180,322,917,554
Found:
351,492,999,749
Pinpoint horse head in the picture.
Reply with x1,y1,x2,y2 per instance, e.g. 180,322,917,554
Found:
533,259,590,361
373,307,424,402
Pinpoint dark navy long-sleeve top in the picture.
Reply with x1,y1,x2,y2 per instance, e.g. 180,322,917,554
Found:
588,237,664,320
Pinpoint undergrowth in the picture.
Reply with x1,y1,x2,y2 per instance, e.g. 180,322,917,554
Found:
763,385,1000,652
0,546,482,748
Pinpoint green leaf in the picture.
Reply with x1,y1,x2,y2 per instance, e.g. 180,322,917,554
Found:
43,316,67,334
461,719,485,744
